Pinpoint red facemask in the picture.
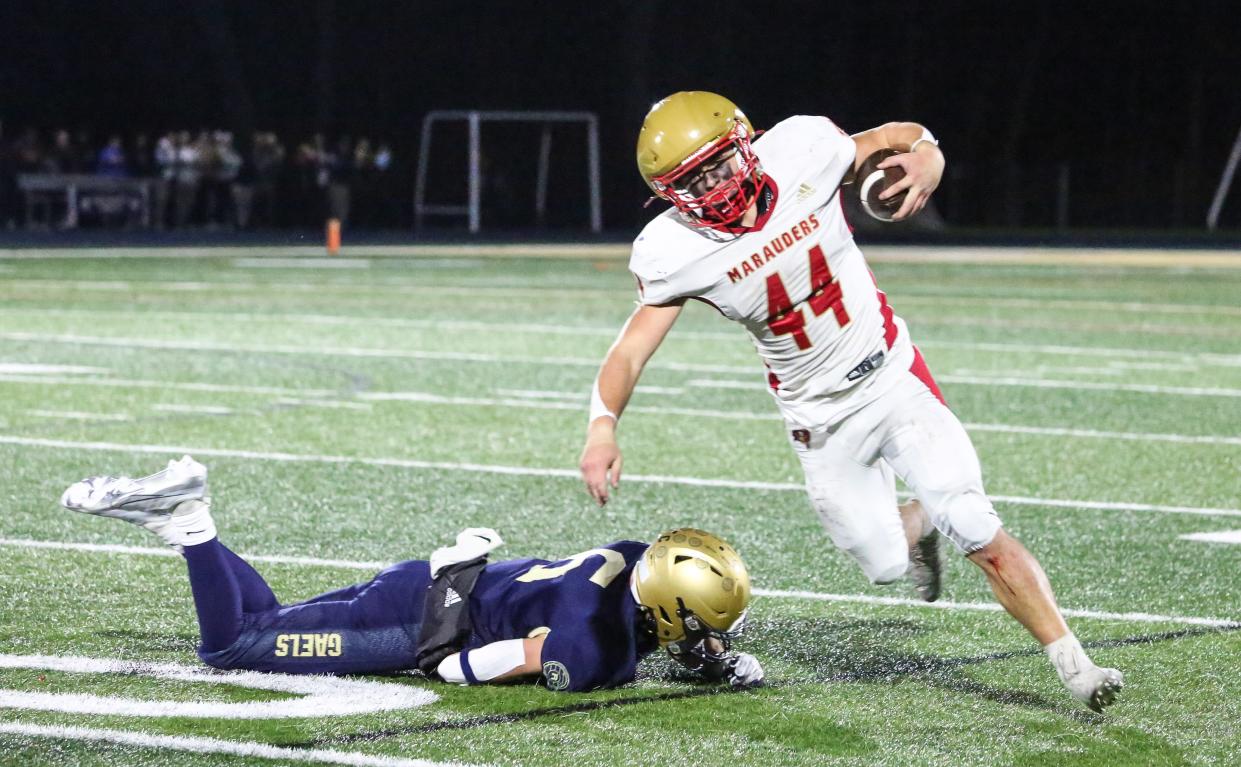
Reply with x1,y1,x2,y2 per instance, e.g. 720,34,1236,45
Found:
651,125,762,228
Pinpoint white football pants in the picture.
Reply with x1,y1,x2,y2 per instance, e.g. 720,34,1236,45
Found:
788,363,1002,584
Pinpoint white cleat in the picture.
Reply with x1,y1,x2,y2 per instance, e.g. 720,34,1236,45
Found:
1062,665,1125,713
60,455,208,540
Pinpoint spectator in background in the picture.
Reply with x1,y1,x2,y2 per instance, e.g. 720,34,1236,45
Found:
373,141,397,227
73,129,95,174
130,134,155,178
0,130,16,229
203,131,241,228
251,132,284,228
45,130,79,174
351,138,376,229
96,135,128,177
153,132,178,229
328,135,353,226
231,133,256,230
173,131,201,228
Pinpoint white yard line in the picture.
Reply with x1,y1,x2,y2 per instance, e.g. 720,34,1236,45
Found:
0,723,482,767
689,375,1241,398
233,257,370,269
0,331,757,373
0,654,436,718
750,589,1240,627
0,363,109,374
938,374,1241,398
10,330,1241,385
2,371,1237,446
2,537,1235,628
1179,530,1241,545
152,403,236,415
25,409,133,422
895,294,1241,317
1,538,389,569
917,340,1241,367
0,373,339,398
1,435,1238,517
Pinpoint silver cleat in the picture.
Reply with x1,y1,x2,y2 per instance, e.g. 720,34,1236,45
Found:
60,455,207,538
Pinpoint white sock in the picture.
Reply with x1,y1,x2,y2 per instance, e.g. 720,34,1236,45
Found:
170,499,217,547
1044,632,1095,681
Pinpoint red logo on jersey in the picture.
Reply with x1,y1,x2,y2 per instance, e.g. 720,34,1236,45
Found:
726,213,820,283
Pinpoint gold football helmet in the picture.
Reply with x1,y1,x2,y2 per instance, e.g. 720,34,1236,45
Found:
631,527,752,671
636,91,762,228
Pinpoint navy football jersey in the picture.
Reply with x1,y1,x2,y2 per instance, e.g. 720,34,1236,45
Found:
466,540,656,691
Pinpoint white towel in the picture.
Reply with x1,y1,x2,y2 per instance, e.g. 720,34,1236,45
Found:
429,527,504,578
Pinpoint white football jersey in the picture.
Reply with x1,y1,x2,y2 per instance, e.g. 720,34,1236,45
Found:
631,115,914,429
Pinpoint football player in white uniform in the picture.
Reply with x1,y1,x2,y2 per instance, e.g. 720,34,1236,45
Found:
579,91,1123,712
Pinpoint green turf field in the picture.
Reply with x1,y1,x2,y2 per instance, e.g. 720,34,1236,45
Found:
0,245,1238,767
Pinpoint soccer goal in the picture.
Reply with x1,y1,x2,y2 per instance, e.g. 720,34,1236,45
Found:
413,110,602,233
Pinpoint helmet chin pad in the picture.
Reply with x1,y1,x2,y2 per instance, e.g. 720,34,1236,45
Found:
652,127,762,228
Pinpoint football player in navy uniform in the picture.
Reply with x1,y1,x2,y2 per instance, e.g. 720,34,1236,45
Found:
60,456,764,692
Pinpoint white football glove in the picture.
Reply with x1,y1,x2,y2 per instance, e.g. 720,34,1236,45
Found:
726,652,765,688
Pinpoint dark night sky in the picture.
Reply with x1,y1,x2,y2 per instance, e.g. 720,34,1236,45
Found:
2,0,1239,230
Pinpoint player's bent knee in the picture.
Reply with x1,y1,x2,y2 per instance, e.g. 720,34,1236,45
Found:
933,490,1002,554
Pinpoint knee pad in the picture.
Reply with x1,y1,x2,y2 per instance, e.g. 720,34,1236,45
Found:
930,489,1002,554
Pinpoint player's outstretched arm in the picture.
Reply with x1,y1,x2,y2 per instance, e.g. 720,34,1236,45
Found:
436,635,546,685
851,122,945,221
580,301,685,506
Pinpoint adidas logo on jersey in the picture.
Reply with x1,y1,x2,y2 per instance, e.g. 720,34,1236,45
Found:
443,588,462,608
796,183,816,201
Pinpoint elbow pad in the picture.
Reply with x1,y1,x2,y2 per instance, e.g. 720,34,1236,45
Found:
435,638,527,684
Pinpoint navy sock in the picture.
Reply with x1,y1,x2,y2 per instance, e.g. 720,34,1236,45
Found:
182,539,245,652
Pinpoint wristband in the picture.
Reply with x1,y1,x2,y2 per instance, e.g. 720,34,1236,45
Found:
910,127,938,152
589,379,618,424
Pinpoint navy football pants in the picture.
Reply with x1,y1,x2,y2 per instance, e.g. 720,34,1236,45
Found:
184,538,430,674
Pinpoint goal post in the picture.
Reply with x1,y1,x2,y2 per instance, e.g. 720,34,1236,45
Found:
413,110,602,233
1207,124,1241,231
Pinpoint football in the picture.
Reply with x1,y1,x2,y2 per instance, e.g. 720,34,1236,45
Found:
854,147,907,222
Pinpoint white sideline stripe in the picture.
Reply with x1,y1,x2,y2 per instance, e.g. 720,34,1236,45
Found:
2,538,1235,628
5,243,1241,267
10,305,1241,351
0,654,437,719
688,375,1241,399
919,340,1241,368
2,435,1239,517
750,589,1240,628
895,294,1241,317
0,538,388,569
275,397,373,411
963,422,1241,447
939,374,1241,398
0,331,757,374
1179,530,1241,545
25,409,132,422
0,723,481,767
0,363,109,374
233,257,371,269
1,371,1236,446
0,373,340,398
11,330,1241,386
152,403,236,415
